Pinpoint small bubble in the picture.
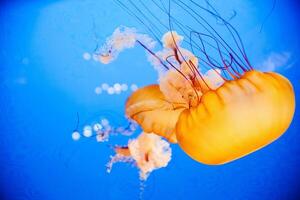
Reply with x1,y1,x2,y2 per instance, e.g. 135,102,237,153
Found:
93,123,102,131
107,87,115,95
83,52,91,60
95,87,102,95
101,83,109,90
113,83,122,92
72,131,81,141
130,84,138,91
83,125,93,137
121,84,128,91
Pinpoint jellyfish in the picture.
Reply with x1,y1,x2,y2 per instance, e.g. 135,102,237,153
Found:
106,132,172,180
125,30,295,165
95,26,156,64
97,0,296,166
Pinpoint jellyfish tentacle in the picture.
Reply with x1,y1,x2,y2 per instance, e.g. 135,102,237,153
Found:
173,0,250,70
128,0,164,41
201,0,252,69
190,31,246,79
106,154,135,173
114,0,162,46
166,4,211,97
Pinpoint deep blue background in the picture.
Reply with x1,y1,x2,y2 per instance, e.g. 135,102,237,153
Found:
0,0,299,199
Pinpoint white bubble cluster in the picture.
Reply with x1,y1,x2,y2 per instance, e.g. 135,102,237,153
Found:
71,118,138,142
95,83,138,95
83,52,108,63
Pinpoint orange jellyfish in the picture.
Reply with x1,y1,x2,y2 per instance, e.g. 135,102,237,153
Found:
125,30,295,165
97,1,295,165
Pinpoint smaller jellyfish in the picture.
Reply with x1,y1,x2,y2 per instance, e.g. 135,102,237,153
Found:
96,26,156,64
107,132,172,180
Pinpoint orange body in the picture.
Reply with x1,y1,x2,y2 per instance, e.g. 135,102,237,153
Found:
176,71,295,164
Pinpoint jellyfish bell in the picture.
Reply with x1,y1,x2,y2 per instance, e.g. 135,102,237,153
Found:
126,84,184,143
176,70,295,164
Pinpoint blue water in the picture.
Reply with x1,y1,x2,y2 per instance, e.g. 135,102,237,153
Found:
1,0,299,199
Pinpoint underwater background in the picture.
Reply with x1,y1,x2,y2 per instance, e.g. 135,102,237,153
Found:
1,0,299,199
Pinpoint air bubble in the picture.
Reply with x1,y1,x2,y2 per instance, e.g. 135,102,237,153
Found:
130,84,138,91
95,87,102,94
83,125,93,137
83,52,91,60
72,131,81,141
